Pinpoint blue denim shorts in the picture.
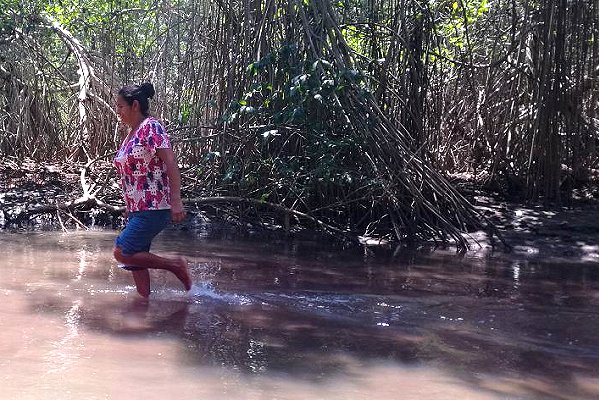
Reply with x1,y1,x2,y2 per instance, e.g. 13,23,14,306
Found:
115,209,171,270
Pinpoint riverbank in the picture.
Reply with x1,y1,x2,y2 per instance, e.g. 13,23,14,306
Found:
1,159,598,264
466,195,599,264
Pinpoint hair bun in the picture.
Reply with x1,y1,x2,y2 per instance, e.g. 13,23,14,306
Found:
139,82,155,99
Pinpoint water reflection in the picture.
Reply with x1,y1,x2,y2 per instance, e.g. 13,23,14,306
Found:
0,229,597,399
44,299,82,375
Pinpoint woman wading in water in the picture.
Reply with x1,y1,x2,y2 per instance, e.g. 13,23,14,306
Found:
112,82,192,297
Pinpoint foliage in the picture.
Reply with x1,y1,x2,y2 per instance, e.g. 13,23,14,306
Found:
0,0,597,243
222,45,370,213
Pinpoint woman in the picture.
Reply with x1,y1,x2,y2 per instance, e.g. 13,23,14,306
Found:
113,82,192,297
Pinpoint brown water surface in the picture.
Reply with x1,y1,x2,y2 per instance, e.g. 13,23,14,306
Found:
0,228,597,400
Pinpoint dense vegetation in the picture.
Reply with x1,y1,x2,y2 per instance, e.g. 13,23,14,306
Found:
0,0,597,248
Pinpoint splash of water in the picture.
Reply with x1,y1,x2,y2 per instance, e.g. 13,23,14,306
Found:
188,282,251,305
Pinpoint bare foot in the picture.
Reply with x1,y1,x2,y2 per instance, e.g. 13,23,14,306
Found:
172,257,192,291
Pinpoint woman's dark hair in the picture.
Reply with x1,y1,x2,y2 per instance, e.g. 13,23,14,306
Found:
118,82,155,116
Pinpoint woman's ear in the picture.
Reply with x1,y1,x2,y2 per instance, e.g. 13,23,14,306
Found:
132,99,140,112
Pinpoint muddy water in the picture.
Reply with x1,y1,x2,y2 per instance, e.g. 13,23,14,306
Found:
0,229,597,400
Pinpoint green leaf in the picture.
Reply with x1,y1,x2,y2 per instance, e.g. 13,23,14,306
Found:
205,151,220,161
259,192,270,202
247,62,257,75
291,107,305,121
240,105,256,114
289,85,298,97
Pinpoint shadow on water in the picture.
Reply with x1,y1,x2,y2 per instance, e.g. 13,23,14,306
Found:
3,229,599,399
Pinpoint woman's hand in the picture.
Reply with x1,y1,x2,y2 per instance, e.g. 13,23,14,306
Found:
170,198,186,223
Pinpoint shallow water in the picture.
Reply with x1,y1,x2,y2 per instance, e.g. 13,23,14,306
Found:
0,228,597,400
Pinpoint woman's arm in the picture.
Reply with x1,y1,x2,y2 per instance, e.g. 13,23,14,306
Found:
156,147,186,223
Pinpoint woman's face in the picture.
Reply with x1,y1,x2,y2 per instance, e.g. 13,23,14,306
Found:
116,95,139,127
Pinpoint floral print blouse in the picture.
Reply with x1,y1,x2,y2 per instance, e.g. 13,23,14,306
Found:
114,117,172,212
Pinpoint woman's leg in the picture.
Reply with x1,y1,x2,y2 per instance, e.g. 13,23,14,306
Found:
114,247,192,291
132,269,151,297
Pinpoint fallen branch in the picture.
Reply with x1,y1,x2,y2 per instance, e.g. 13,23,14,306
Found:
26,196,123,215
22,194,351,239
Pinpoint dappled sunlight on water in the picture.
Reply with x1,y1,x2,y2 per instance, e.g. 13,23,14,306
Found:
0,229,598,399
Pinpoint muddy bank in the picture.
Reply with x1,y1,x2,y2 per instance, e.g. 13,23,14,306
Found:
1,159,598,264
0,158,121,229
469,196,599,263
